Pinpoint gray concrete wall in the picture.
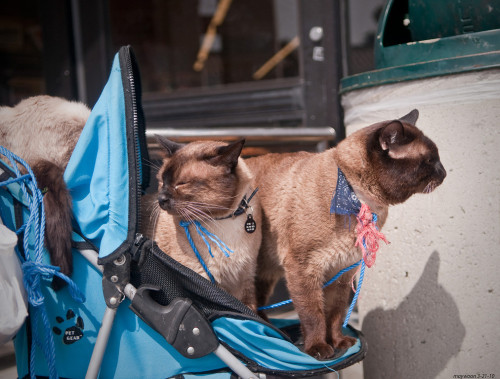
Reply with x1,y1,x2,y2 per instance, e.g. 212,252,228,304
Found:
341,69,500,378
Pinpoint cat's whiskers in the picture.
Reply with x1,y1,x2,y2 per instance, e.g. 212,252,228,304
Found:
183,201,232,211
143,158,162,172
423,181,436,194
218,191,240,201
178,208,194,224
145,198,159,213
178,202,229,232
178,191,252,231
182,204,218,226
181,208,215,232
148,202,161,242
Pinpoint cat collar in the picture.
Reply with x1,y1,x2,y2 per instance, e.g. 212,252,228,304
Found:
216,187,259,234
216,187,259,220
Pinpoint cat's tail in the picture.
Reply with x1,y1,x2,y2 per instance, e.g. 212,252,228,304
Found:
32,159,73,277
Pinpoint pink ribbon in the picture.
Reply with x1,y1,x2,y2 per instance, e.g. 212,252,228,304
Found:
355,204,389,268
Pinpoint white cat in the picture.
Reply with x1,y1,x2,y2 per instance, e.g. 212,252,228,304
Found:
0,95,90,276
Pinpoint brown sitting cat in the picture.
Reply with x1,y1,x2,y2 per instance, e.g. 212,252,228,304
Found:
142,137,262,312
246,109,446,359
0,95,90,276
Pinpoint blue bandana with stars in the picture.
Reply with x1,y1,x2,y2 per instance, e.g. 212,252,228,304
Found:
330,168,361,216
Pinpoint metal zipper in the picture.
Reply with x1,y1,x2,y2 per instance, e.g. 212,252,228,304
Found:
123,47,143,233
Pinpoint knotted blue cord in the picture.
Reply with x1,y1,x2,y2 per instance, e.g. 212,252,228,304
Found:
179,220,216,283
22,262,85,306
0,146,86,379
192,221,234,258
180,220,235,283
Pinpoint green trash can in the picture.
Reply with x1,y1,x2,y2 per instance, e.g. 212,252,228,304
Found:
342,0,500,94
339,1,500,377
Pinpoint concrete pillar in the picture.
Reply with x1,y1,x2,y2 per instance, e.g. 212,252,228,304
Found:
341,69,500,378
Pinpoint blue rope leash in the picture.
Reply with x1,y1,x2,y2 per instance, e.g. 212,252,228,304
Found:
180,220,235,283
180,220,216,283
0,146,85,379
0,173,32,187
339,214,378,326
341,212,378,326
257,259,362,312
322,260,361,288
343,259,365,327
259,212,381,327
192,221,234,258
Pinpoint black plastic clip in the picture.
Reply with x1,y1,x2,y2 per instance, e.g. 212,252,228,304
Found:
130,285,219,359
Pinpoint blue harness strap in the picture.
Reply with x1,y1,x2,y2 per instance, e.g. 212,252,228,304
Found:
0,146,85,379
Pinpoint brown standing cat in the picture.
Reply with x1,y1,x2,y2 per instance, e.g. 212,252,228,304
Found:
0,95,90,276
246,110,446,359
142,137,262,312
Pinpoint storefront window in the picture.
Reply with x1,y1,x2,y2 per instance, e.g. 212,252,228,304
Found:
108,0,299,94
0,1,43,105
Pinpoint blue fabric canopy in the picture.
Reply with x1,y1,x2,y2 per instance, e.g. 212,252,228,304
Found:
64,53,133,261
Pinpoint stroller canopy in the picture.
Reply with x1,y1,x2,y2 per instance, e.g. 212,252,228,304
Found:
64,46,148,264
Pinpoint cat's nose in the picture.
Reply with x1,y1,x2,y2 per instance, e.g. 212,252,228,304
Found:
435,161,447,181
158,193,173,210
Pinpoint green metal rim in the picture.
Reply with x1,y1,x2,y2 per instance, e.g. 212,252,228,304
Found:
340,50,500,94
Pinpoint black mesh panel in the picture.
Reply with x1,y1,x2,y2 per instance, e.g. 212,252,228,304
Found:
130,241,258,319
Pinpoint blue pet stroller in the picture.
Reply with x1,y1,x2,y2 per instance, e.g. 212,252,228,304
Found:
0,46,366,378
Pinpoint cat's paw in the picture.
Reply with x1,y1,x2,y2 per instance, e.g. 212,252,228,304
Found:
331,335,356,350
306,342,335,360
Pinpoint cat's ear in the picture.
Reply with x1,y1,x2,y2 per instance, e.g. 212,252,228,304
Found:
155,135,184,156
399,109,419,125
379,121,405,151
210,139,245,171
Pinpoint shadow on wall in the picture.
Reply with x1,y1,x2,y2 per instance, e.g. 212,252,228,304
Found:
362,251,465,379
